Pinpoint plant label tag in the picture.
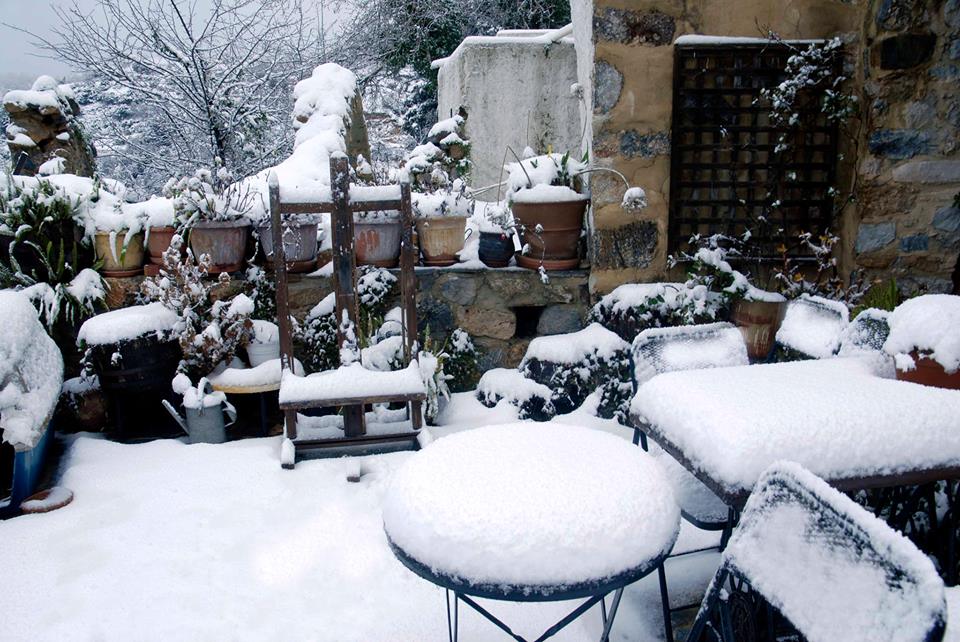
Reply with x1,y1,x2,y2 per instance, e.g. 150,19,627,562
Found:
512,230,523,252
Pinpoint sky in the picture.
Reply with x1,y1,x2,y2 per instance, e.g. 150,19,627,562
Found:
0,0,338,89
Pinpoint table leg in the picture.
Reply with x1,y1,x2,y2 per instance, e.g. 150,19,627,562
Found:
445,589,459,642
258,392,269,437
599,587,624,642
657,564,674,642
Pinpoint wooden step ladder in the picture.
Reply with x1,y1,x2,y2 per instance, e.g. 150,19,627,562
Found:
269,154,425,468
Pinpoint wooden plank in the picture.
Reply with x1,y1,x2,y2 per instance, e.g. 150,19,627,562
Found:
329,155,366,438
398,180,423,431
269,174,297,442
280,200,404,215
279,391,428,411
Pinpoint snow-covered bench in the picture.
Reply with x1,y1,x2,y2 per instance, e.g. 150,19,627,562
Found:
687,461,947,642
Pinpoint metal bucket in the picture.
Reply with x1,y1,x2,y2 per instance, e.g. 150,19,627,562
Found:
163,382,237,444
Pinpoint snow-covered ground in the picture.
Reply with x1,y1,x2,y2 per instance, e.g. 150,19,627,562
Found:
1,392,956,641
0,394,719,641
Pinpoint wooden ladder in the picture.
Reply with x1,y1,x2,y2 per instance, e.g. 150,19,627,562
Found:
269,154,425,468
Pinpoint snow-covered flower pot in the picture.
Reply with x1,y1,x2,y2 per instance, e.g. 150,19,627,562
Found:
730,293,788,361
246,320,281,367
94,231,145,277
354,218,402,268
189,220,250,273
886,295,960,390
256,220,318,273
415,216,467,267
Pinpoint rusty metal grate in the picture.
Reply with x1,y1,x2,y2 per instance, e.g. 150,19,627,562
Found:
669,42,840,257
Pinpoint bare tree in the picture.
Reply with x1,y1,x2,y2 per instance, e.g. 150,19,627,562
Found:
26,0,325,183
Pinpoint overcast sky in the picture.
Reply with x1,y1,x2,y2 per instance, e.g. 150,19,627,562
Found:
0,0,337,88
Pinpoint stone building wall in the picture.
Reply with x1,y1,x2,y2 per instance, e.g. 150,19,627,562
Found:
853,0,960,294
436,34,582,197
583,0,864,294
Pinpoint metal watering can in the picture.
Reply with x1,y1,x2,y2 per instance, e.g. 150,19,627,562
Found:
162,379,237,444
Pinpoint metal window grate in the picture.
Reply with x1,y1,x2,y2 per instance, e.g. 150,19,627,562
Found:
668,42,840,257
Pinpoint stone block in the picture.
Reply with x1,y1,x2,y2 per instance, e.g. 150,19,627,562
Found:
868,129,932,159
933,206,960,234
892,160,960,183
417,295,454,336
456,307,515,340
619,130,670,159
879,34,937,70
900,234,930,252
103,275,144,310
593,7,675,45
594,60,623,114
536,305,585,336
589,222,658,270
436,273,476,306
855,222,896,253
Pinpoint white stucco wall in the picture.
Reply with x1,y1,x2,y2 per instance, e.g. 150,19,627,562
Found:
570,0,595,162
436,35,581,199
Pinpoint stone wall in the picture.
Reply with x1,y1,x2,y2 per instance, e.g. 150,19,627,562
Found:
585,0,864,294
291,267,590,370
853,0,960,294
436,33,582,197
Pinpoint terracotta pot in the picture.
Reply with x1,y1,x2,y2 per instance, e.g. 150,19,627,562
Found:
730,299,788,361
512,199,587,271
355,219,402,268
189,220,250,273
146,226,183,266
478,231,515,268
415,216,467,267
257,220,318,273
94,231,145,277
896,351,960,390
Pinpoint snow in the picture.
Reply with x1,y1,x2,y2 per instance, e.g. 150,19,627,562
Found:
620,186,647,211
674,35,824,46
632,357,960,497
505,153,587,195
250,320,279,344
411,188,472,218
476,368,555,412
38,157,66,176
724,461,945,642
208,358,304,390
383,422,680,587
2,75,69,110
18,486,73,513
632,322,748,387
743,285,786,303
180,379,229,410
839,308,895,377
361,335,404,372
349,184,401,204
77,302,179,346
595,283,686,315
0,290,63,451
884,294,960,373
427,115,463,138
279,361,425,405
775,293,849,358
523,322,629,364
510,183,588,204
0,422,718,641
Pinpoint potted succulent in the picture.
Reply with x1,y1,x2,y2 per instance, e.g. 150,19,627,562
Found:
886,294,960,389
166,166,252,274
506,151,589,271
477,203,517,268
413,180,472,267
93,199,147,277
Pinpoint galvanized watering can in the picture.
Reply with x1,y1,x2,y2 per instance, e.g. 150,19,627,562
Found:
162,380,237,444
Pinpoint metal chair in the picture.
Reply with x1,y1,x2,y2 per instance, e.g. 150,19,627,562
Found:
630,322,749,640
686,461,947,642
774,294,849,361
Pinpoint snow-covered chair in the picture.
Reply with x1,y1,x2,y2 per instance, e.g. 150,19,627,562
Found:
630,322,748,641
838,308,896,377
686,461,946,642
774,294,849,361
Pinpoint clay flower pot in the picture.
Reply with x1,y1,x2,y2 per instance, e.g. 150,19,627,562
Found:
415,216,467,267
355,219,402,268
189,220,250,273
478,231,515,268
730,298,788,361
94,231,145,277
512,199,587,271
257,220,318,273
146,226,183,265
895,350,960,390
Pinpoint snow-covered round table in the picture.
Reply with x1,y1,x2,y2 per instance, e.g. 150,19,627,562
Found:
383,422,680,642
